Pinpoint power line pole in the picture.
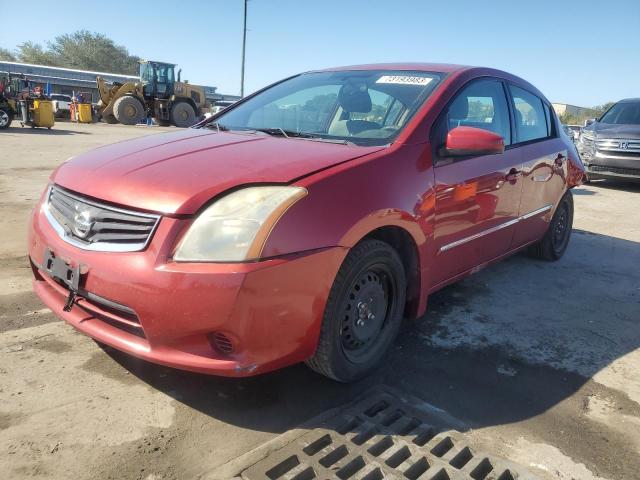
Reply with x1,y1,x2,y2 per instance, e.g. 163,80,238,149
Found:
240,0,248,97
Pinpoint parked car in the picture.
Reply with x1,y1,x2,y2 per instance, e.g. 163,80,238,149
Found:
28,64,584,381
578,98,640,181
50,94,72,118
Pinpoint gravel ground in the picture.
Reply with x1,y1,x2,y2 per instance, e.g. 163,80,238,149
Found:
1,122,639,480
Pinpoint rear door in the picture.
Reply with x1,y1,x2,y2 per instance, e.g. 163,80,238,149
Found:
431,78,523,287
507,85,568,247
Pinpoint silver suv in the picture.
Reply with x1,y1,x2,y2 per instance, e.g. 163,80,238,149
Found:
579,98,640,181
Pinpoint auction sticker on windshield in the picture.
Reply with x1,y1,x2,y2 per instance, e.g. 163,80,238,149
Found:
376,75,433,85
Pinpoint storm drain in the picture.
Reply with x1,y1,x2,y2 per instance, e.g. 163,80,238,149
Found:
239,389,539,480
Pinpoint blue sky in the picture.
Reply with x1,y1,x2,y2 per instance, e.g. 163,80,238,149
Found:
1,0,638,106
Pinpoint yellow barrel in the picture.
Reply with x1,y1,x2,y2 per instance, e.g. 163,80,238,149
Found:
77,103,93,123
33,100,55,128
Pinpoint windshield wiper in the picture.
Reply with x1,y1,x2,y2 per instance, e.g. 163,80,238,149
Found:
252,128,355,145
253,127,299,138
204,121,230,132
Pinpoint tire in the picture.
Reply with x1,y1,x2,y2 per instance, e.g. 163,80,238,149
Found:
528,191,574,261
170,101,196,128
113,96,145,125
306,239,406,382
0,108,12,129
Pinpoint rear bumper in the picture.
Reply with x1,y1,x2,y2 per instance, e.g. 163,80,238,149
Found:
29,202,347,376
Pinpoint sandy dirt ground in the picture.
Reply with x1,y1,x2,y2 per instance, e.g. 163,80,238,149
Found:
1,121,639,480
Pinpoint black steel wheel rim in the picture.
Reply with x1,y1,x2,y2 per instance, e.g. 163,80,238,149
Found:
552,203,569,253
340,263,396,363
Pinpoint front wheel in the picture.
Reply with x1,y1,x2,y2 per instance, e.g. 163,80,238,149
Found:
0,108,13,129
529,191,574,261
306,239,406,382
113,95,145,125
170,102,196,128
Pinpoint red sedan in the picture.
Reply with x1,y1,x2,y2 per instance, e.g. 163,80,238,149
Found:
28,64,584,381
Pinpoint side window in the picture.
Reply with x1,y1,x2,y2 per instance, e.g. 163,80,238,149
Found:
444,79,511,145
509,85,549,143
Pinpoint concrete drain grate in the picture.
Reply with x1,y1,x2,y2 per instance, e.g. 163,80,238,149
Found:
239,389,540,480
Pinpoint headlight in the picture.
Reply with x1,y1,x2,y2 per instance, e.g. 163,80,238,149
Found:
173,186,307,262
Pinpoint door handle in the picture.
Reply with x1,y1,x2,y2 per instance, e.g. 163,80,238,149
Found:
554,154,566,167
505,168,522,182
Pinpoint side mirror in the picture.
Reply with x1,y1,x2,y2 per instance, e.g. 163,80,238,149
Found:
443,126,505,157
584,118,596,126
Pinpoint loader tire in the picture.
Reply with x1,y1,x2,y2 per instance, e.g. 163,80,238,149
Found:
170,102,196,128
113,96,145,125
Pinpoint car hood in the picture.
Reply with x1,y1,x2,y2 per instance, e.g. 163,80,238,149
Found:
593,123,640,139
52,129,384,214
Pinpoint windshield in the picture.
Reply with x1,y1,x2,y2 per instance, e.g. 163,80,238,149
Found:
599,101,640,125
51,95,70,101
209,70,442,146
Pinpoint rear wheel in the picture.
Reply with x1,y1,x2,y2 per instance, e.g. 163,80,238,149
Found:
529,191,573,261
113,96,145,125
306,239,406,382
0,107,13,129
170,101,196,128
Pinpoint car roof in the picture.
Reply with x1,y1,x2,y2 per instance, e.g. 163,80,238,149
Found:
618,98,640,103
314,63,471,74
308,63,548,102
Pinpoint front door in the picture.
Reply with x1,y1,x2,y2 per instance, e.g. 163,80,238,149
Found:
431,78,523,287
507,85,568,247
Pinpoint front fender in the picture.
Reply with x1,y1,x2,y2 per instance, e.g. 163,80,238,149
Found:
262,143,434,258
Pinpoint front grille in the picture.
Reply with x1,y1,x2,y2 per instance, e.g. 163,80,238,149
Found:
596,138,640,153
45,186,160,252
590,164,640,177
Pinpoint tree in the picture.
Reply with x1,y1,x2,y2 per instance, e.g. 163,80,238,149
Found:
0,47,16,62
14,42,56,66
593,102,615,117
13,31,140,75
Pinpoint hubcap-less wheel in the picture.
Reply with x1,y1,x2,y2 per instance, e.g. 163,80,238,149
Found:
528,191,573,261
170,102,196,128
0,110,9,128
341,268,393,362
552,203,570,255
305,239,406,382
113,96,144,125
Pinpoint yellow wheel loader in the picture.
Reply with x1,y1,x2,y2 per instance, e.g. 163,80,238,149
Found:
96,60,206,127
